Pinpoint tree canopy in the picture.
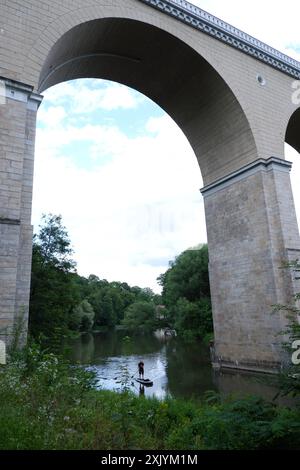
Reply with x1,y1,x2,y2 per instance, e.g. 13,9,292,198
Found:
158,245,213,341
29,214,80,339
29,214,212,343
29,214,161,340
121,301,158,333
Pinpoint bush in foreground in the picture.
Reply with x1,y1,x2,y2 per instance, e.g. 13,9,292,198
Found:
0,345,299,450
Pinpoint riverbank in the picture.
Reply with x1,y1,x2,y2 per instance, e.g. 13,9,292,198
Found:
0,345,299,450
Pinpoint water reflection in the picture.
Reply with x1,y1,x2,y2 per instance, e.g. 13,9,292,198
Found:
64,330,284,402
166,339,215,399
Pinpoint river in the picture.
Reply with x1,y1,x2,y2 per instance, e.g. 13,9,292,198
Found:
63,329,288,402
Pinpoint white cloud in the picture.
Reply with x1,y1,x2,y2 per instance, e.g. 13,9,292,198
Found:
38,105,67,128
41,79,144,114
33,100,205,292
32,2,300,291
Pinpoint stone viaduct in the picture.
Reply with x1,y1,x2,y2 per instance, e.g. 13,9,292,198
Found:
0,0,300,371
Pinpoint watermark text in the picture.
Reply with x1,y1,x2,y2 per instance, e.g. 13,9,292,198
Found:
0,340,6,365
292,340,300,365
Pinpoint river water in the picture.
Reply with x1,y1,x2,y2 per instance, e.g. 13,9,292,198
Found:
65,330,283,401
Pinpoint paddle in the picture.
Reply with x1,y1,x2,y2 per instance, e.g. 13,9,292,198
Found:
131,369,139,379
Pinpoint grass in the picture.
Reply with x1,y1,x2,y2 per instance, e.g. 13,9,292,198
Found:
0,343,299,450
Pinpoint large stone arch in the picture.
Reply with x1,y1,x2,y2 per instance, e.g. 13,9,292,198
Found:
1,0,300,372
36,17,258,185
18,0,295,164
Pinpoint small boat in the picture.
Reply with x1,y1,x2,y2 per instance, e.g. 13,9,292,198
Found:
135,378,153,387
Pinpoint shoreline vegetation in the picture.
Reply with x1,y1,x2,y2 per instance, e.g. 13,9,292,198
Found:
29,214,213,344
1,214,299,450
0,343,299,450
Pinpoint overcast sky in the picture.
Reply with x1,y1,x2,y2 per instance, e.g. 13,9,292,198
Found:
32,0,300,292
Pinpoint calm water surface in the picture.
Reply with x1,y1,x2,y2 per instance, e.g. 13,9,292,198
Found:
65,330,282,401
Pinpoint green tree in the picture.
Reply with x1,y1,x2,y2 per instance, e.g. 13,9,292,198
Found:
160,245,210,306
121,301,158,333
158,244,213,340
71,300,95,332
35,214,76,272
130,286,156,303
174,298,213,341
29,214,80,339
90,289,116,328
29,215,170,339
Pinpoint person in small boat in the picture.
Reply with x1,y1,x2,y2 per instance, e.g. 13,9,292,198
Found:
138,361,144,379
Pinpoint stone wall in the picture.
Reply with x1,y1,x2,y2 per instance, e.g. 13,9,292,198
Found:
0,78,41,346
203,158,300,371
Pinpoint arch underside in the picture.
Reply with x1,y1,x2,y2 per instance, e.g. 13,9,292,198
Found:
39,17,257,185
286,107,300,153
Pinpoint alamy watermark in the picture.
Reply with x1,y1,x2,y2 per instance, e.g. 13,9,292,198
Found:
0,340,6,365
292,339,300,365
0,79,6,105
292,80,300,105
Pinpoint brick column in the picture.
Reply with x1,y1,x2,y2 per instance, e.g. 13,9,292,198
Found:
202,157,300,373
0,77,42,348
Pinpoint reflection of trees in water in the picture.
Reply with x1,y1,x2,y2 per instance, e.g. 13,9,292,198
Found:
213,370,295,406
67,333,95,364
68,330,164,364
66,332,292,403
165,339,217,399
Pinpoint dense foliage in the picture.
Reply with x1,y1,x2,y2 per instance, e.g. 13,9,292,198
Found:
71,300,95,332
76,276,160,331
3,217,299,451
121,301,159,333
29,214,161,340
29,214,80,338
0,344,299,450
158,245,213,341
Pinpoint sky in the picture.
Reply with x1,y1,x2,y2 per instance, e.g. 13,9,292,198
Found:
32,0,300,293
